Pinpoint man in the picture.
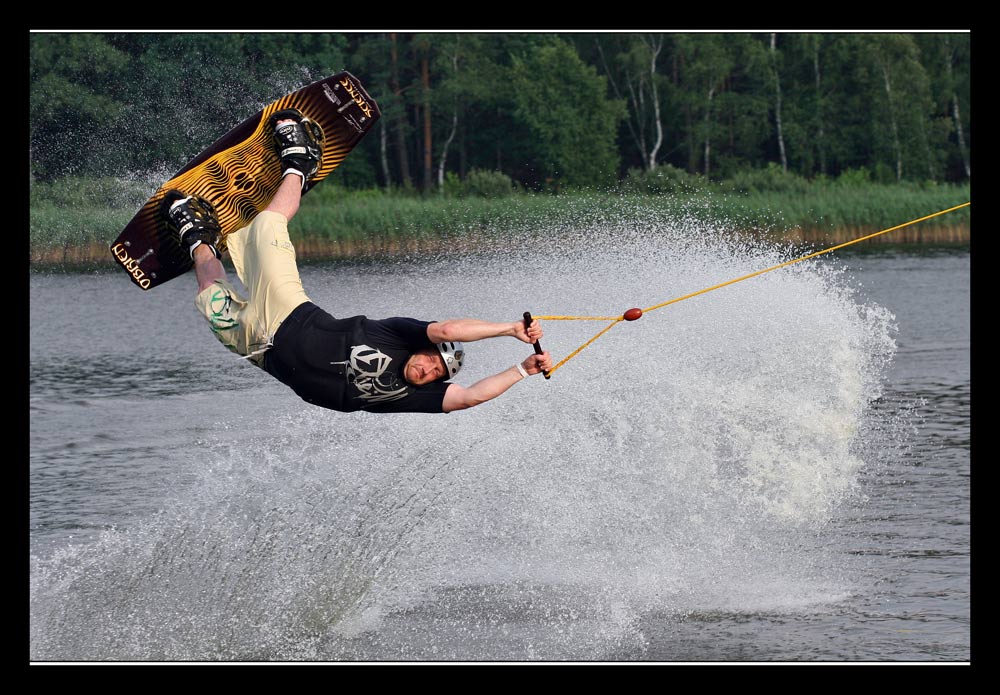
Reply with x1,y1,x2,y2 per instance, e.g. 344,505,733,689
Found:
163,109,552,414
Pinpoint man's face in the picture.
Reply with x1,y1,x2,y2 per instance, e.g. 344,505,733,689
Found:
403,349,447,385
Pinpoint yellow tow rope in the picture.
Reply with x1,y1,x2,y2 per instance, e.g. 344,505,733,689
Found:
533,202,970,378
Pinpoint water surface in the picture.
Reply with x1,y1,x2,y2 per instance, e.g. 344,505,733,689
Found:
29,218,970,662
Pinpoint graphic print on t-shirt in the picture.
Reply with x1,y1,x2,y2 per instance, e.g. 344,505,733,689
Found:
333,344,411,404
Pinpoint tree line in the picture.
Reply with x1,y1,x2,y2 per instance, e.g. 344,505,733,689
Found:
29,32,970,191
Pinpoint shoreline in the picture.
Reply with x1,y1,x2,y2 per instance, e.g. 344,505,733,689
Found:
30,224,970,268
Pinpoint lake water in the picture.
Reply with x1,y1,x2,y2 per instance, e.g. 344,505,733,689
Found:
28,215,970,663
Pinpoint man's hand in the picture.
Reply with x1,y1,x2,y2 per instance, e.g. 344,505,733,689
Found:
512,318,544,345
441,349,554,412
521,351,552,376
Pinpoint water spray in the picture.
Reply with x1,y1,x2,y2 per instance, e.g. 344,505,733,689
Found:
530,202,970,378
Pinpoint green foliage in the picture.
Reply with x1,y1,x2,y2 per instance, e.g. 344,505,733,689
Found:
508,38,626,189
458,169,516,198
409,169,516,199
30,34,131,180
32,174,969,261
858,34,937,182
835,168,872,186
28,31,970,192
721,163,811,195
621,165,708,194
30,176,151,209
325,138,381,189
30,33,349,182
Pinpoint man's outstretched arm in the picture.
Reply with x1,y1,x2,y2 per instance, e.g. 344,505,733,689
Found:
428,318,541,345
441,351,552,413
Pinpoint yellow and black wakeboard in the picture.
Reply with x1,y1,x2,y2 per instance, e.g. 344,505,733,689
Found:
110,71,380,290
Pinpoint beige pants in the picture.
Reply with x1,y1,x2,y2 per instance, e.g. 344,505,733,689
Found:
194,210,310,367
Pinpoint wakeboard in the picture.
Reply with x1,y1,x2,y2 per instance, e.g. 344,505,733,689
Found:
110,71,380,290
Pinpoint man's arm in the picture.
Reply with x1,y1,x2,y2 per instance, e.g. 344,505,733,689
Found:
428,318,541,345
441,352,551,413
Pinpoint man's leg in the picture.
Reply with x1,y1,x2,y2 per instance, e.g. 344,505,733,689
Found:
158,193,255,360
224,113,309,290
193,243,227,292
217,116,313,341
185,110,319,362
225,197,309,342
193,205,306,365
265,169,303,221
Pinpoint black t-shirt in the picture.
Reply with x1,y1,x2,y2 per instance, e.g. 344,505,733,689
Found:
262,302,450,413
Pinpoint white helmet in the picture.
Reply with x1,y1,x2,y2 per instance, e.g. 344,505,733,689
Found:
436,341,464,378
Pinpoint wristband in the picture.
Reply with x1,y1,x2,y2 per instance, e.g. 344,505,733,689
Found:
515,363,530,379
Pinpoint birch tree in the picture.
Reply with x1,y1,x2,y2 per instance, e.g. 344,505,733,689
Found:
924,32,971,179
770,33,788,172
675,34,735,177
865,34,935,181
642,35,666,170
436,43,460,189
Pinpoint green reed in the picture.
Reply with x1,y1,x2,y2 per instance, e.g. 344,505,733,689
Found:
30,177,970,261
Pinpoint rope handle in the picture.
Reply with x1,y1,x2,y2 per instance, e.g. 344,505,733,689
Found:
523,312,550,380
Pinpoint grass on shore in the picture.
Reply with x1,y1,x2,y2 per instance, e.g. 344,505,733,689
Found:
29,176,970,265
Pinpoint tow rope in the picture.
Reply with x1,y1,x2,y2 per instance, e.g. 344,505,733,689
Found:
529,202,970,379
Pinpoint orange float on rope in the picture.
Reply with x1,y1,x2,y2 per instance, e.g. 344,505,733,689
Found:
623,307,643,321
